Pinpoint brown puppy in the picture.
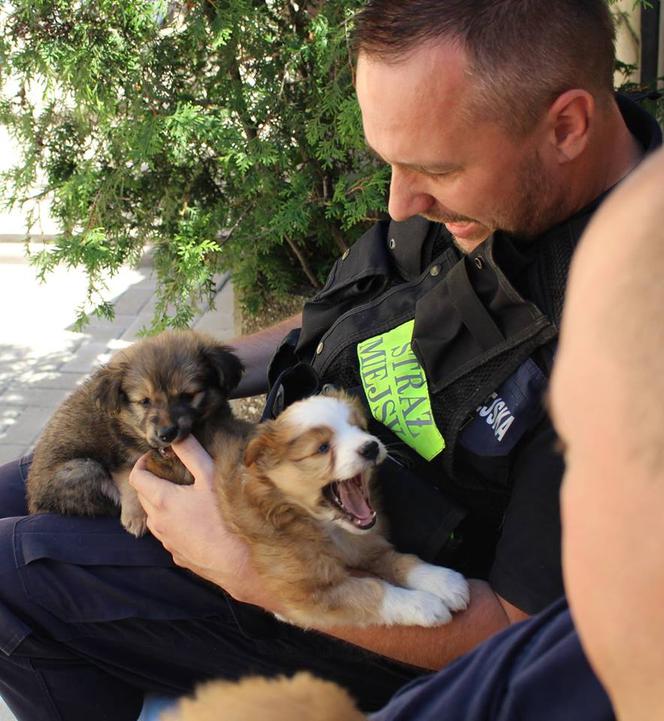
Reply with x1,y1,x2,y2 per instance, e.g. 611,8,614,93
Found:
26,330,243,536
163,673,366,721
210,391,469,629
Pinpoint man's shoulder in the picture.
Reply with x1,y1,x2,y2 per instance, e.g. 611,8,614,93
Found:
372,600,615,721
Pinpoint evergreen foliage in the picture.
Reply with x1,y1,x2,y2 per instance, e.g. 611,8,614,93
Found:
0,0,388,328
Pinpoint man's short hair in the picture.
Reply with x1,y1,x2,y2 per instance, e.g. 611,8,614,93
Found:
354,0,616,134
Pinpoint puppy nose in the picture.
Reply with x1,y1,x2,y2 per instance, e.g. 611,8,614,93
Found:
358,440,380,462
157,425,178,444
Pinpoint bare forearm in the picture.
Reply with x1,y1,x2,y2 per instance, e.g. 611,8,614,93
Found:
227,313,302,398
316,580,516,671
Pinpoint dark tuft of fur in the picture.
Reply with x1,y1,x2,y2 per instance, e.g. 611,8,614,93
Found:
201,344,244,395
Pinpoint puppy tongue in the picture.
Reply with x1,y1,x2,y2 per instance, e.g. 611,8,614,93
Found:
337,475,374,522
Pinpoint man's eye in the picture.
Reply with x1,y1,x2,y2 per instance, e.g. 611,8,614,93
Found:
318,442,330,454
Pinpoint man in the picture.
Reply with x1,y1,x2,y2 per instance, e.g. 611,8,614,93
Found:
131,0,660,663
0,2,660,719
368,140,664,721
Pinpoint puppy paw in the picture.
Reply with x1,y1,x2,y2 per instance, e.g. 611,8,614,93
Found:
406,564,470,613
272,613,298,627
121,507,148,537
380,586,453,627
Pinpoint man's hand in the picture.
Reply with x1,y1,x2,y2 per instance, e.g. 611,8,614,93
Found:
129,436,275,610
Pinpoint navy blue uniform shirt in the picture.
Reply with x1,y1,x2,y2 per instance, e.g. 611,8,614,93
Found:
371,599,615,721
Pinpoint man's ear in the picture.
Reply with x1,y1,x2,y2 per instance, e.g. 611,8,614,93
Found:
546,89,595,163
202,344,244,396
95,363,126,414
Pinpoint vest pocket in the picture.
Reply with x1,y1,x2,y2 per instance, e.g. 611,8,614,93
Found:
412,254,552,394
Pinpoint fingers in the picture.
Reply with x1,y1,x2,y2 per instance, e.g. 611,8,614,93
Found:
129,454,174,512
171,435,215,487
130,434,215,502
128,463,172,542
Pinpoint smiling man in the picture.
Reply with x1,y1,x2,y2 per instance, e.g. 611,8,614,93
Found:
129,0,659,693
0,3,662,720
366,142,664,721
354,5,642,251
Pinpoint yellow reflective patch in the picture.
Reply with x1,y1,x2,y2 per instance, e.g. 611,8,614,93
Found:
357,320,445,461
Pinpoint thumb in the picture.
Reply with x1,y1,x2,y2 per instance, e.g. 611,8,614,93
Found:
171,435,215,488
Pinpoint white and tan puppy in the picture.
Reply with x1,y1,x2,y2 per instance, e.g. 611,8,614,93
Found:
210,390,469,629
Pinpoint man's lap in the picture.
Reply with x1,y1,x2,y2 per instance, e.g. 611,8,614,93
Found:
0,461,421,711
0,457,31,519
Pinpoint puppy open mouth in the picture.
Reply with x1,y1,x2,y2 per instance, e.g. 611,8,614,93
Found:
323,474,376,530
157,446,174,458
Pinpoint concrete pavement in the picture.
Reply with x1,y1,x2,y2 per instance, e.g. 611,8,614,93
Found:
0,241,236,465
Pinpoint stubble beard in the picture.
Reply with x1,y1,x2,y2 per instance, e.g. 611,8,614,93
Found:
497,148,568,241
421,149,567,251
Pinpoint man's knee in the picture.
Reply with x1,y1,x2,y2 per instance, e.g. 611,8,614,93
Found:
0,516,33,656
0,456,30,518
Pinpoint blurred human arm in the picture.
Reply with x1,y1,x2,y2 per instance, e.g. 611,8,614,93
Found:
227,313,302,398
317,583,528,670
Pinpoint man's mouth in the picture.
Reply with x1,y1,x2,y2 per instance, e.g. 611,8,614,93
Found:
323,473,376,530
420,210,488,243
444,220,484,239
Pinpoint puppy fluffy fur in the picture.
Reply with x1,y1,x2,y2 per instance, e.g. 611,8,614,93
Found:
26,330,243,536
163,673,366,721
210,390,469,629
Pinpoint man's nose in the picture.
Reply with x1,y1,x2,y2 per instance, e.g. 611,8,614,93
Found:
388,166,435,222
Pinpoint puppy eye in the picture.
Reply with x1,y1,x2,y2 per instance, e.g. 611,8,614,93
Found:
139,398,151,407
318,442,330,454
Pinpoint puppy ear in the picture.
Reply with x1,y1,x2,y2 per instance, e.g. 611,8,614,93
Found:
94,364,126,414
244,423,277,468
202,344,244,396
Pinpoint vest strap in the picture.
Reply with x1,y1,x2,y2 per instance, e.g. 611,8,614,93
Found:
447,259,505,351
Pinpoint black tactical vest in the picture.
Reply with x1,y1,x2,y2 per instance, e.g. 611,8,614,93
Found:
294,214,581,484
